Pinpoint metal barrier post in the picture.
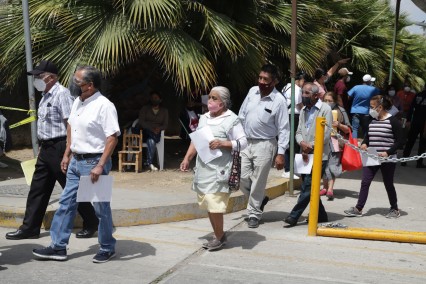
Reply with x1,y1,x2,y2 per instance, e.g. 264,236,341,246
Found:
307,117,325,236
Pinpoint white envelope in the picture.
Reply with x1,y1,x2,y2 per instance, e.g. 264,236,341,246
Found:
77,175,113,202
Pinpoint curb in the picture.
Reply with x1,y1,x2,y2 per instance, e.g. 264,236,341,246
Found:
0,178,301,229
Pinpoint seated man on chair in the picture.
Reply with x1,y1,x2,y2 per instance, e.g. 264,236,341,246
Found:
138,91,168,171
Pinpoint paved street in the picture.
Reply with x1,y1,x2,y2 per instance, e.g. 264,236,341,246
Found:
1,162,425,284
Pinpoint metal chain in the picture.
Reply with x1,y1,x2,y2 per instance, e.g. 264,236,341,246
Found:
322,122,426,163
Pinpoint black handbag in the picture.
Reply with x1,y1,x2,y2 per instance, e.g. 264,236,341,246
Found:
228,140,241,193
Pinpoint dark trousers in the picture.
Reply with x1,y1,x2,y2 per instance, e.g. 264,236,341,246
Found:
288,161,328,221
142,129,161,165
403,121,426,166
356,163,398,211
20,140,98,234
284,114,300,172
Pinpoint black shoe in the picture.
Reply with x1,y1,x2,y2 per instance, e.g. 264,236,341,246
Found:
247,217,259,228
6,229,39,240
93,250,116,263
284,216,297,227
401,162,407,167
260,196,269,212
76,229,97,238
33,246,67,261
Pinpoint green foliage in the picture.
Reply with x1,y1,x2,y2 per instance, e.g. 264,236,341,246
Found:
0,0,425,98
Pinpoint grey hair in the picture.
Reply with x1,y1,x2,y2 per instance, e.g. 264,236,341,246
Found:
310,84,319,95
211,86,232,109
75,65,102,89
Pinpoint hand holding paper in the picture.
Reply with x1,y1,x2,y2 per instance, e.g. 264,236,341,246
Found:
189,126,222,164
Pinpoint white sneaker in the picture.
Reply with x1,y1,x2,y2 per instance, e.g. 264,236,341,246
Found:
149,164,158,171
281,171,299,179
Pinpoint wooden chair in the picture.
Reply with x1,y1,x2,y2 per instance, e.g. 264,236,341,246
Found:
118,130,143,172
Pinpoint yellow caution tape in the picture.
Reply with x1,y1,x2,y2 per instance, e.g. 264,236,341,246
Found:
9,116,37,129
0,106,36,115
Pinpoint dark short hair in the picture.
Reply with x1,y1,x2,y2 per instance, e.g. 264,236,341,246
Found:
296,71,306,81
261,64,279,80
76,66,102,89
150,90,162,99
314,68,326,80
371,95,393,111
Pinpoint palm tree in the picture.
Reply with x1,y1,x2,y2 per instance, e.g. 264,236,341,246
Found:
0,0,425,100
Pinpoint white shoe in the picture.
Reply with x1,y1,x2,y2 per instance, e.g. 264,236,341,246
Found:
281,171,299,179
149,164,158,171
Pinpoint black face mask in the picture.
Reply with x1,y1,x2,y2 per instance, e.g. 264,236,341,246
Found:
302,96,312,107
151,99,161,106
69,81,83,97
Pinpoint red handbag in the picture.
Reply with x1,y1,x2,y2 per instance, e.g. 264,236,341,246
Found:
341,129,362,171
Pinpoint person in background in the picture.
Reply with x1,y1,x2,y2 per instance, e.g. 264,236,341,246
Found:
32,65,120,263
6,60,98,241
179,100,201,140
284,83,332,227
313,58,351,100
320,92,351,200
334,67,353,113
344,95,403,218
238,64,289,229
385,84,402,119
281,71,305,180
180,86,247,251
347,74,380,139
401,87,426,168
397,84,416,119
138,91,168,171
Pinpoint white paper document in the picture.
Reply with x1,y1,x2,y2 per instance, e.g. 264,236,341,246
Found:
189,126,222,164
361,148,381,167
77,175,113,202
294,154,314,175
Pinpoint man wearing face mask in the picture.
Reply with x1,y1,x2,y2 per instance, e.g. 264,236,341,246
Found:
6,60,98,240
334,67,353,113
284,83,333,227
238,64,290,228
138,91,168,171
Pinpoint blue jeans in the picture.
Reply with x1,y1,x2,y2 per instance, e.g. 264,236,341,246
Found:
351,114,370,139
50,157,116,253
143,129,160,165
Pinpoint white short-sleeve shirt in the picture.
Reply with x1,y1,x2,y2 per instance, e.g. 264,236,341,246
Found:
68,92,121,154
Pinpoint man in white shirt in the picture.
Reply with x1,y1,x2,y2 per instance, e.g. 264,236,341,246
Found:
238,64,290,228
33,66,120,263
281,71,305,179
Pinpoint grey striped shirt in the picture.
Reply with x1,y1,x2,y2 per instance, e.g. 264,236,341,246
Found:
37,82,73,140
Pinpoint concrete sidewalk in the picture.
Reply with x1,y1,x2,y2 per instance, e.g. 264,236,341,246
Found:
0,166,300,229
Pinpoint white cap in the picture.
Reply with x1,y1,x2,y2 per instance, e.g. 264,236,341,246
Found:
201,94,208,105
362,74,376,82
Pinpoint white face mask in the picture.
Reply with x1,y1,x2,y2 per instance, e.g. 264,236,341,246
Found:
345,76,351,83
388,90,396,96
369,108,379,119
33,78,46,92
404,86,410,92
